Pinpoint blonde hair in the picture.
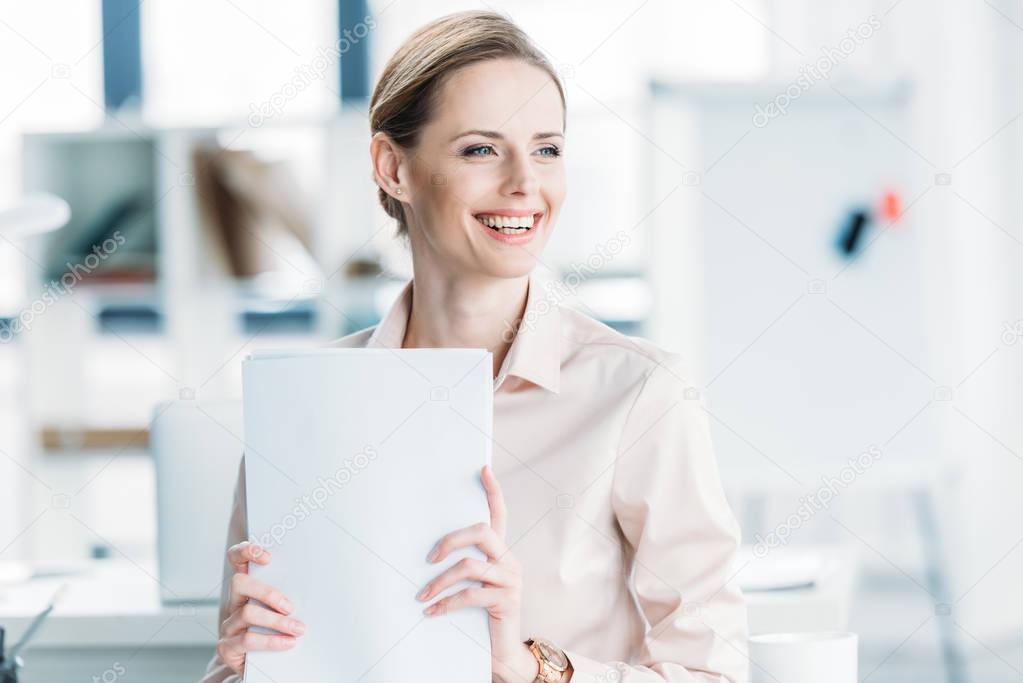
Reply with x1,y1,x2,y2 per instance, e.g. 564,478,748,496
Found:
369,10,566,236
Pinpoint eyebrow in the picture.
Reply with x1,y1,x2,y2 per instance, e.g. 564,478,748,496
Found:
449,129,564,142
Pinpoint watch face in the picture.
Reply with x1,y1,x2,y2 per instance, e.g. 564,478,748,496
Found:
536,638,569,669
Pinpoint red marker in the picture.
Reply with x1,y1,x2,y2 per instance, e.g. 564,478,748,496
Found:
880,190,901,222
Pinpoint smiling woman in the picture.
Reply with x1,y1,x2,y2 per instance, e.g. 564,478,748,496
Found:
368,19,567,282
202,9,748,683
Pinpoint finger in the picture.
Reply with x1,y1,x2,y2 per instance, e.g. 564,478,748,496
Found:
227,541,271,573
223,601,307,638
424,586,503,616
417,557,515,602
481,465,507,540
429,522,506,563
219,631,297,658
227,572,294,617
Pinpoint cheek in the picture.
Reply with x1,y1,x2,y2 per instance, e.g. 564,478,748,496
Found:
430,184,470,221
420,183,475,239
411,157,472,220
448,164,503,206
542,169,567,210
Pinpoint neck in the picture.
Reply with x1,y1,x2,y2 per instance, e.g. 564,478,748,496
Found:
402,270,529,379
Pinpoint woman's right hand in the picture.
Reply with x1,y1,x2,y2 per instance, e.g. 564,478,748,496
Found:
216,541,306,675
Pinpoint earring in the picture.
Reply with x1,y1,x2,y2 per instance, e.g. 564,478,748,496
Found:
396,187,403,195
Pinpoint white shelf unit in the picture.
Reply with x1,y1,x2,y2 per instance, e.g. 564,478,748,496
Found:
10,115,382,564
18,116,378,430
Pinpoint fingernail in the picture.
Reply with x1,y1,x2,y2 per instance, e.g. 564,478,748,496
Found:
291,620,306,635
426,548,437,562
423,604,437,616
281,597,294,613
416,586,430,600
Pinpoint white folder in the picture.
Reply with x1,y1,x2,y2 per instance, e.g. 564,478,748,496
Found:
241,348,493,682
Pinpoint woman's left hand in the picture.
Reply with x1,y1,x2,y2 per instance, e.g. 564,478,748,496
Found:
418,465,540,683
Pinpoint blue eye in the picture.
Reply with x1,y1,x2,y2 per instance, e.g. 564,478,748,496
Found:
464,145,494,157
462,144,560,158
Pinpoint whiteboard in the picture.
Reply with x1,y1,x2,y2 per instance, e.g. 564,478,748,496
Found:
648,81,940,487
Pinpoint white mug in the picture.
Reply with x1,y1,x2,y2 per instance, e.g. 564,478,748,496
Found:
749,632,857,683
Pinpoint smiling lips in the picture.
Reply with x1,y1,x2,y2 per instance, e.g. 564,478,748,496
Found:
475,213,535,234
470,208,544,242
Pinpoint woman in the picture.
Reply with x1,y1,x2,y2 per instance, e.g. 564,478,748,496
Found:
203,10,747,683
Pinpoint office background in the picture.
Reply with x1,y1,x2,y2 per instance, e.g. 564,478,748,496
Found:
0,1,1022,681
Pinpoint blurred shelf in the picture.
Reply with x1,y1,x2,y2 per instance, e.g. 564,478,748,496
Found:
47,279,327,337
239,297,318,335
85,280,163,334
22,131,161,283
39,426,149,451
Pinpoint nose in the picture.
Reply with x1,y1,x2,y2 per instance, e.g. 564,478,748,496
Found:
501,149,539,197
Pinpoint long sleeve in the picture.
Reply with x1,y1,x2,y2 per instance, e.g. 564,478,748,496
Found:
199,455,248,683
562,354,749,683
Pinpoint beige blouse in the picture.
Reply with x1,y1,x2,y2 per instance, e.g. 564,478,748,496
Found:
201,270,748,683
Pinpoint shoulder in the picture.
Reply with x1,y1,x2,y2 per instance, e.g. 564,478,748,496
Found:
558,304,695,399
323,325,375,348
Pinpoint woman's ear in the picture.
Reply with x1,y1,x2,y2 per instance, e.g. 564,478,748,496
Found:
370,132,408,202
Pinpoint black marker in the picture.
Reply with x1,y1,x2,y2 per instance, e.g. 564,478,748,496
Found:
838,209,871,256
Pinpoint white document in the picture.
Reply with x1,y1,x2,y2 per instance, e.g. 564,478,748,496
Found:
241,348,493,682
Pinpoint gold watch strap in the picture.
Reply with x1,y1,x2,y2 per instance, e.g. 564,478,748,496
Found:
527,639,566,683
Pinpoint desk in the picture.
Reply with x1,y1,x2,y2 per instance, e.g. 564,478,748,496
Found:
0,561,217,683
743,544,859,635
0,550,855,683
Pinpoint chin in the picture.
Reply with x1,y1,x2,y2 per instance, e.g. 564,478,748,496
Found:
480,258,540,280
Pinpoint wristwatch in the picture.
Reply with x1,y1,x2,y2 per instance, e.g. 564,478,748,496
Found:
526,637,569,683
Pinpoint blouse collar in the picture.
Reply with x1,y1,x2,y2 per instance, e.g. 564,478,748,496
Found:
366,270,561,394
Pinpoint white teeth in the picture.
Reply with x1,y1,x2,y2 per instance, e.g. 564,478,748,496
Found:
475,213,536,229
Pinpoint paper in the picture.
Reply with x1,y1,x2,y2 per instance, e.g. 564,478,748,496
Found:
241,348,493,682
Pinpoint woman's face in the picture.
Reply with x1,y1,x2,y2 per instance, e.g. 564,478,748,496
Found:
395,58,566,280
